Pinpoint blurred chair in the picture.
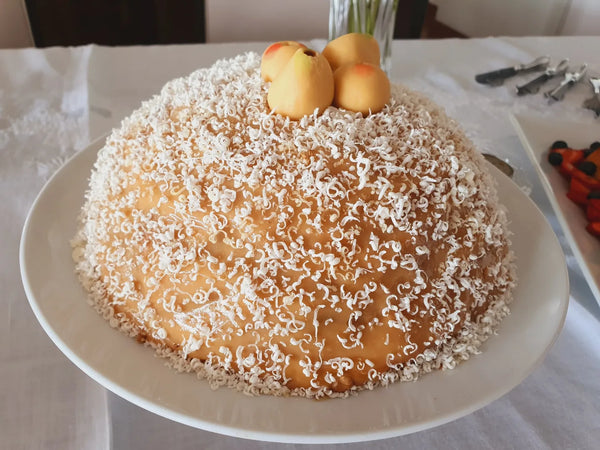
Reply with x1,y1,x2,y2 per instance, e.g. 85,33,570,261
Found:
394,0,429,39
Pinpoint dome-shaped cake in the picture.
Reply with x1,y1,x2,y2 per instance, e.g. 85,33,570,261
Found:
72,52,516,398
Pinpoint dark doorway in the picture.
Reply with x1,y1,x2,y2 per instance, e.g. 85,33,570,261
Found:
25,0,206,47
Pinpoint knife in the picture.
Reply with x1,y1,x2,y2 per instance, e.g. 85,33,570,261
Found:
544,64,588,102
475,56,550,86
516,59,569,95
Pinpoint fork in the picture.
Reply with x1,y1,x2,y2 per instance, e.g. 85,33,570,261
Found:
583,76,600,117
516,59,569,96
544,64,588,102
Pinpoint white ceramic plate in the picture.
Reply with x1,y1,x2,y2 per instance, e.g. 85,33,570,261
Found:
20,136,569,444
511,113,600,308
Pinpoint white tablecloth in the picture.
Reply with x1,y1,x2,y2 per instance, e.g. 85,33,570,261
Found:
2,37,600,449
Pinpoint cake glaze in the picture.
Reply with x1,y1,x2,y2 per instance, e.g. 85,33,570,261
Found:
72,52,516,398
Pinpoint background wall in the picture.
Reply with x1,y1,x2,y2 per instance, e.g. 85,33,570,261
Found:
434,0,599,37
0,0,33,48
561,0,600,35
434,0,570,36
205,0,329,43
1,0,599,49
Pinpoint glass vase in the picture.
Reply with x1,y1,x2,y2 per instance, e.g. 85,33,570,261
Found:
328,0,398,76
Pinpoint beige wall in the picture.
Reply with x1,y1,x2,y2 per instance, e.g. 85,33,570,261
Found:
434,0,570,37
1,0,328,48
0,0,329,48
206,0,329,43
561,0,600,35
433,0,600,37
3,0,597,49
0,0,33,48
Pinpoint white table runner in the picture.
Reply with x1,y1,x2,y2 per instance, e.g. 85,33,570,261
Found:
2,37,600,449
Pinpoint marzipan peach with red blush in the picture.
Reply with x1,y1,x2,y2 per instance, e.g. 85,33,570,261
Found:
322,33,380,72
261,41,306,82
334,62,390,114
267,48,334,120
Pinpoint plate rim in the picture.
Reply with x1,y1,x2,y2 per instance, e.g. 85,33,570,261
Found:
19,136,570,444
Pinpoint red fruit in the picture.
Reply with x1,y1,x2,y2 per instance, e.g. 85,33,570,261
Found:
567,177,591,206
586,221,600,237
571,168,600,190
579,148,600,180
587,202,600,222
548,148,586,178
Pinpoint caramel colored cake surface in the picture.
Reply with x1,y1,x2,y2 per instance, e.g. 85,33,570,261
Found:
72,52,516,398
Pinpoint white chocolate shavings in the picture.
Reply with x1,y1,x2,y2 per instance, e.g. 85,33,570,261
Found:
72,52,516,399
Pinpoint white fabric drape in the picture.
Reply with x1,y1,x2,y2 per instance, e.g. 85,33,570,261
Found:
2,38,599,449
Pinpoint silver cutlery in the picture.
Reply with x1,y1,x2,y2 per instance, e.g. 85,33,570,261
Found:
516,59,569,95
483,154,514,178
544,64,588,102
475,56,550,86
583,76,600,117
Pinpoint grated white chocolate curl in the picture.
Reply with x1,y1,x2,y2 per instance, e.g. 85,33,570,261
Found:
72,52,516,399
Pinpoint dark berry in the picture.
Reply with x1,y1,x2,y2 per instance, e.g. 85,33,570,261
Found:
578,161,597,176
551,140,568,150
548,152,563,166
588,190,600,199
